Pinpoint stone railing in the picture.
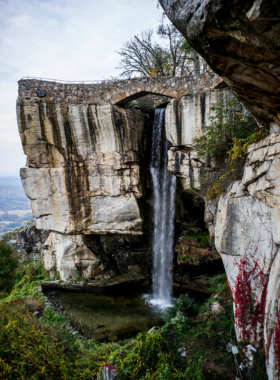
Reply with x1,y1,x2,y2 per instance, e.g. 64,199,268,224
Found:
18,74,222,105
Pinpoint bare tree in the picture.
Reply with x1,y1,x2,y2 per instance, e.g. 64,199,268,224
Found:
116,30,170,78
156,23,187,76
116,22,211,78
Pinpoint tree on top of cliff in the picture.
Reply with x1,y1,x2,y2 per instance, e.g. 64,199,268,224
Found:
116,22,208,78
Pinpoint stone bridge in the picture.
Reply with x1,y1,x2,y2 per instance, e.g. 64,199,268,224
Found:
18,74,221,105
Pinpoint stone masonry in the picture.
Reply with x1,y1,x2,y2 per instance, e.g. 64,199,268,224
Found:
18,74,221,105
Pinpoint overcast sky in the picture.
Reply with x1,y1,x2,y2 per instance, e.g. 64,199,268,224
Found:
0,0,162,176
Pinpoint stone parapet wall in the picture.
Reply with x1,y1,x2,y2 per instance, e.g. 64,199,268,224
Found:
18,74,221,105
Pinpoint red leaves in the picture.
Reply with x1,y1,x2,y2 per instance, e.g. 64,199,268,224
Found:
275,316,280,379
234,258,253,341
103,363,117,372
233,246,268,342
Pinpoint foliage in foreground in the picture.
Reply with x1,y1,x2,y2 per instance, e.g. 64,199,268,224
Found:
0,240,18,295
0,298,78,379
0,259,268,379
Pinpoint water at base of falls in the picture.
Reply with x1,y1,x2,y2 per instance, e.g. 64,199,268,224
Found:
150,108,176,307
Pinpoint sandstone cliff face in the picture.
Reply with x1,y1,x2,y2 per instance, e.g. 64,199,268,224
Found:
159,0,280,127
18,100,147,235
17,82,227,289
159,0,280,376
166,89,233,188
17,96,153,282
41,232,151,282
213,131,280,377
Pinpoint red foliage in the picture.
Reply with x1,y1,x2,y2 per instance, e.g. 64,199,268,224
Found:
251,279,268,341
234,258,253,340
274,316,280,379
226,280,233,298
103,363,117,372
233,247,268,342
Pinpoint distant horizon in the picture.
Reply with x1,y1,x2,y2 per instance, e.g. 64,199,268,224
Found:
0,173,21,177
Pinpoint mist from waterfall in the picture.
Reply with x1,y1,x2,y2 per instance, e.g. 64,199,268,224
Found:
150,108,176,307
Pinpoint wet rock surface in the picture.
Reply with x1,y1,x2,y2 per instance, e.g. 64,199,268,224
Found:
173,234,223,293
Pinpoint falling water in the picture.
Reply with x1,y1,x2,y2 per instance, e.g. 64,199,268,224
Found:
150,108,176,307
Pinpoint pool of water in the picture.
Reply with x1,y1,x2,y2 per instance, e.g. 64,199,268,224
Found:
45,289,165,342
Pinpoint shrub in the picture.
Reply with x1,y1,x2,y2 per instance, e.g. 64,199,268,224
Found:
209,273,227,293
182,231,212,247
3,261,50,303
0,298,79,380
109,331,181,379
0,240,18,294
192,98,267,198
162,294,199,324
193,98,257,163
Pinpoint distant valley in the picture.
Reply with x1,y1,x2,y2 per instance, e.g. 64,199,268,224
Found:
0,176,33,236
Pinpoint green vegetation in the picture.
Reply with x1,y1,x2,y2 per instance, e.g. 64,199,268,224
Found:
0,227,267,379
0,241,18,295
192,98,267,198
182,231,212,248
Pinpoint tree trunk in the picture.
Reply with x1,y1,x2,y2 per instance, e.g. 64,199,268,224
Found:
190,49,200,76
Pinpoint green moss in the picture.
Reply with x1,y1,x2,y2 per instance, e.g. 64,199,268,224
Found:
182,231,212,247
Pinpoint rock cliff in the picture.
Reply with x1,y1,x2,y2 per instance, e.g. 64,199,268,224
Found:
18,100,147,235
214,131,280,377
159,0,280,376
17,80,226,289
166,89,234,188
159,0,280,127
17,95,154,282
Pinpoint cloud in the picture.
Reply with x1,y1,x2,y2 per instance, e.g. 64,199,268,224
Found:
0,0,162,175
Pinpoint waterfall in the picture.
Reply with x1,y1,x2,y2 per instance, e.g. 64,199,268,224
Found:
150,108,176,306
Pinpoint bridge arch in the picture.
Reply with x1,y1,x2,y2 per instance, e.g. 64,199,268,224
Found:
114,90,174,106
18,75,221,106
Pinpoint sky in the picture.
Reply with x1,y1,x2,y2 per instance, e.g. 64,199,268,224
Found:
0,0,163,176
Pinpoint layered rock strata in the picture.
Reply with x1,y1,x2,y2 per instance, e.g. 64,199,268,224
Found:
17,81,226,290
173,234,222,293
41,232,150,282
211,131,280,377
158,0,280,376
17,95,152,282
18,100,147,235
166,89,234,188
